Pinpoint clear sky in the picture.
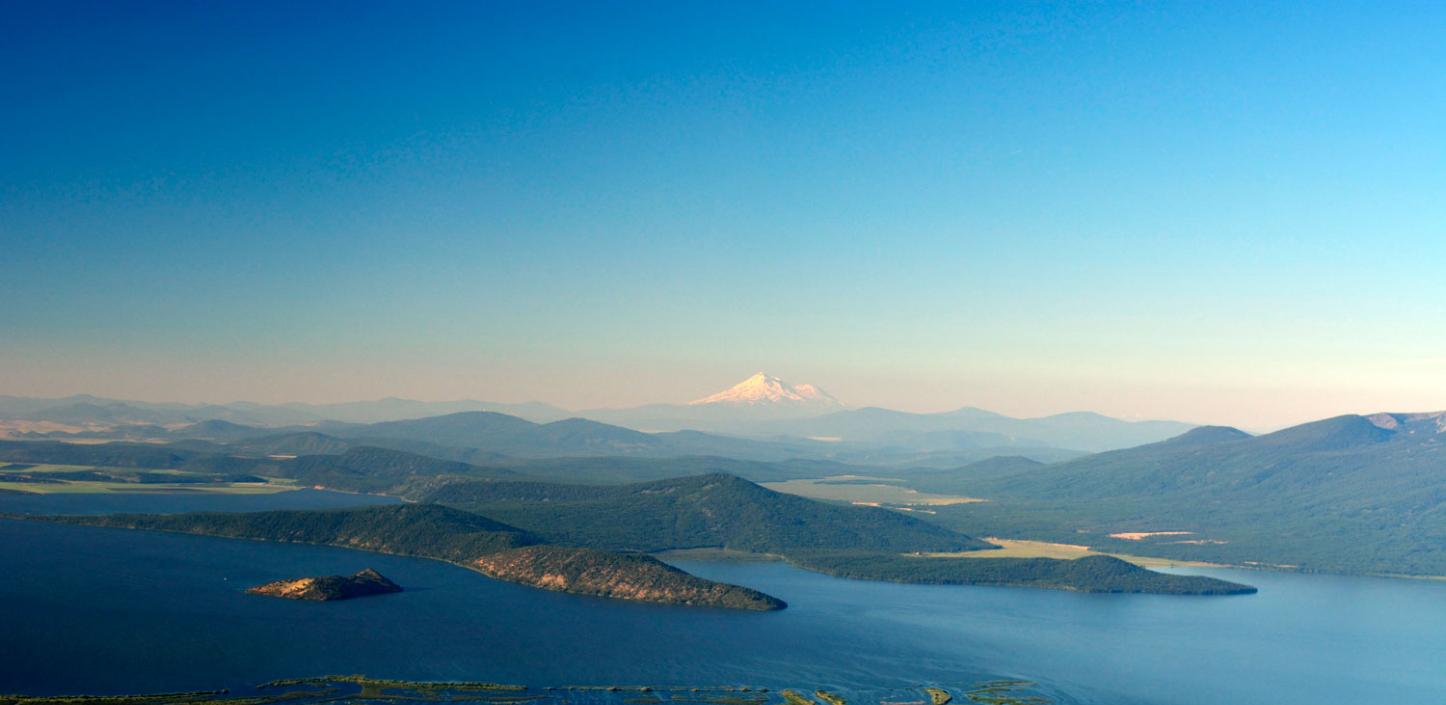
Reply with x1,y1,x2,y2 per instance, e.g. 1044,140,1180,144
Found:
2,1,1444,428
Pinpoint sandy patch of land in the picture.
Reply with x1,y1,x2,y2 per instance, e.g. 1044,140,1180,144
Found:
1108,531,1194,541
922,538,1225,569
0,420,98,437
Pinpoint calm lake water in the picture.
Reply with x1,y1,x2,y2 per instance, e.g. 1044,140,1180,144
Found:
1,491,1444,704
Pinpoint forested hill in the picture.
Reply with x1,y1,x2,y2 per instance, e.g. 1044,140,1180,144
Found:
419,473,1255,595
48,504,536,561
0,441,516,495
793,553,1256,595
0,437,854,490
32,505,785,611
330,411,828,461
930,412,1446,575
423,472,990,553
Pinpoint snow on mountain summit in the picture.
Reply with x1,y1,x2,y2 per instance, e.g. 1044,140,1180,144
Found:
688,373,842,407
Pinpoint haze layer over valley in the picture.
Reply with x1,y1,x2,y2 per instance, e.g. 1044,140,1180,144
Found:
2,372,1441,579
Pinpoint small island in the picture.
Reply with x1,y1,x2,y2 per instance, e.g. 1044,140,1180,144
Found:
247,568,402,601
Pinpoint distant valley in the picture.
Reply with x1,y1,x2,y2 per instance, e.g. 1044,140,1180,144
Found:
1,379,1442,582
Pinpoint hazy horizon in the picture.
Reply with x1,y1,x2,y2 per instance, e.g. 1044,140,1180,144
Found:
4,2,1444,430
1,369,1441,432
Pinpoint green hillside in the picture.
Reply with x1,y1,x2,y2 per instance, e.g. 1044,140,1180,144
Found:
48,504,536,561
0,440,202,469
272,447,517,493
792,553,1255,594
36,504,784,610
896,455,1048,494
424,472,990,553
0,441,517,495
926,413,1446,575
326,411,839,462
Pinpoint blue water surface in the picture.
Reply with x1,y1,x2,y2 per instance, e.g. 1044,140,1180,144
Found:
1,492,1443,704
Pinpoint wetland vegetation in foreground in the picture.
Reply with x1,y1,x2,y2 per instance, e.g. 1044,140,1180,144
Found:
0,677,1048,705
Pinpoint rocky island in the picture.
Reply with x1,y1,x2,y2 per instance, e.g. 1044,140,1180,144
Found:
247,568,403,601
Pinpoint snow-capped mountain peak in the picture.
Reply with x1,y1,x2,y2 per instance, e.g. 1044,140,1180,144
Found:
688,373,842,407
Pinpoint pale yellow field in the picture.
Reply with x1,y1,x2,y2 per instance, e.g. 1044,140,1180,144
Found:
1108,531,1194,541
0,480,295,495
1,464,193,475
0,464,298,495
0,463,90,473
924,538,1225,569
0,420,94,437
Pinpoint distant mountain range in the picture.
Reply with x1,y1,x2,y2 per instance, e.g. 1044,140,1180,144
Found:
574,374,1194,452
4,394,1443,577
744,406,1196,454
0,394,570,426
0,374,1199,455
324,412,845,462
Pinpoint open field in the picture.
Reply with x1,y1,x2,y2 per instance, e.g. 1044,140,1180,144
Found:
762,476,985,509
0,463,297,495
1,464,203,475
0,480,295,494
0,457,302,495
927,538,1225,569
0,420,95,437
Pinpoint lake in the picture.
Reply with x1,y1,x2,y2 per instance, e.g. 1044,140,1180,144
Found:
1,491,1443,704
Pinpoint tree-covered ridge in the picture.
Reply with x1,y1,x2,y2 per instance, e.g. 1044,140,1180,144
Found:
792,553,1256,595
424,472,991,554
33,504,788,611
275,447,519,493
0,440,201,469
48,504,535,562
474,545,785,610
0,440,518,495
417,473,1254,594
928,413,1446,575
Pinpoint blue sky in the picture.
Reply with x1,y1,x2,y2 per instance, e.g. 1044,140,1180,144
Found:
2,1,1444,426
